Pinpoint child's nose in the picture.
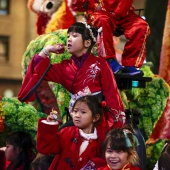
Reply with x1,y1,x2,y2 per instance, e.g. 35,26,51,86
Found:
75,111,80,117
67,36,71,41
110,151,117,157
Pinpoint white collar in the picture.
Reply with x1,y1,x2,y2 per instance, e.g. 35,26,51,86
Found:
79,128,97,140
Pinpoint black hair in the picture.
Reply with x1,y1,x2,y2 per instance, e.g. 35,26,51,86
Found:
72,95,102,127
158,140,170,170
67,22,98,53
102,124,139,165
6,131,35,170
30,154,55,170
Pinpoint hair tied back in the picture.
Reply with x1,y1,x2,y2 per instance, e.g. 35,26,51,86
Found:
101,101,109,112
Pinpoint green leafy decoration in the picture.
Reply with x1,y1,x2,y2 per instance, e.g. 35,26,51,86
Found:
0,97,46,147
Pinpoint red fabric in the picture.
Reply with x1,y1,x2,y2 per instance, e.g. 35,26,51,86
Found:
36,80,60,115
97,163,141,170
71,0,150,67
36,118,108,170
36,12,51,35
18,56,51,102
0,150,6,170
0,150,11,170
18,53,124,127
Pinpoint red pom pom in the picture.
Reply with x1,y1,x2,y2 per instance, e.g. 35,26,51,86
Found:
101,101,107,107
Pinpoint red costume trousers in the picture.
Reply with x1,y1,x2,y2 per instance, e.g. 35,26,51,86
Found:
88,11,150,67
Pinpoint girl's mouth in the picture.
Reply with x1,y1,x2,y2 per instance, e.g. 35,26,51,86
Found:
109,160,119,164
74,119,80,123
67,44,72,48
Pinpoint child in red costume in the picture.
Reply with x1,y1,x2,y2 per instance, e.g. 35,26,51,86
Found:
18,22,125,128
36,95,114,169
97,124,141,170
71,0,150,76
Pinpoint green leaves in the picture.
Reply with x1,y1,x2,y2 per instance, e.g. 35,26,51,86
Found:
1,97,46,140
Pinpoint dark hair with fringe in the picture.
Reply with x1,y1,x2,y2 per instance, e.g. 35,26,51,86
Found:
72,95,102,127
102,124,139,166
67,22,98,53
6,131,35,170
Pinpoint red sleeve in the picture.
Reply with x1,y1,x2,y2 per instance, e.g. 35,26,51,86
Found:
18,55,51,102
112,0,134,18
100,61,125,128
100,61,124,112
36,118,61,155
70,0,86,12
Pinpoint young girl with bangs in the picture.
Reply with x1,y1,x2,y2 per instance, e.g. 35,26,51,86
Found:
36,95,110,170
98,125,141,170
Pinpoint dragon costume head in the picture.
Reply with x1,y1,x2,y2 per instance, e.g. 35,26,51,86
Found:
28,0,75,35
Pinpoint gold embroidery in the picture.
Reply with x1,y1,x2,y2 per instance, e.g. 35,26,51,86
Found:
122,163,130,170
135,25,150,67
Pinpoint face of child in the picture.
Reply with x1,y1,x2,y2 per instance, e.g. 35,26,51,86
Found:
5,143,20,162
72,101,98,134
105,142,131,170
67,32,89,57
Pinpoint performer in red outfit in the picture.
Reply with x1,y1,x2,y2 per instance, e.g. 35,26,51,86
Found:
71,0,150,76
18,22,125,128
36,96,113,169
97,125,141,170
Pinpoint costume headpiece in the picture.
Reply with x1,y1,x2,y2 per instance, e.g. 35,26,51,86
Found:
123,129,140,147
82,22,102,43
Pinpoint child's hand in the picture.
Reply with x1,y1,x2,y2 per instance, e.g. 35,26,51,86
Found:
47,109,62,123
46,44,65,54
39,44,65,57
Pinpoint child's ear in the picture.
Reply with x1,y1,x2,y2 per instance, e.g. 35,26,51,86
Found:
93,114,100,123
84,39,91,48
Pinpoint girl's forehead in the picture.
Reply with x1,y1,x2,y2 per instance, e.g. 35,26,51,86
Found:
75,101,86,107
74,101,91,110
68,31,80,35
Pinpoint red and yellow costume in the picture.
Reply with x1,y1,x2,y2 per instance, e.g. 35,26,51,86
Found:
97,163,141,170
71,0,150,67
18,53,125,128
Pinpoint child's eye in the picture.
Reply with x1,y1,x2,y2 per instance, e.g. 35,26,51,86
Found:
117,150,123,153
106,149,112,153
73,34,77,37
73,109,77,113
81,111,86,114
